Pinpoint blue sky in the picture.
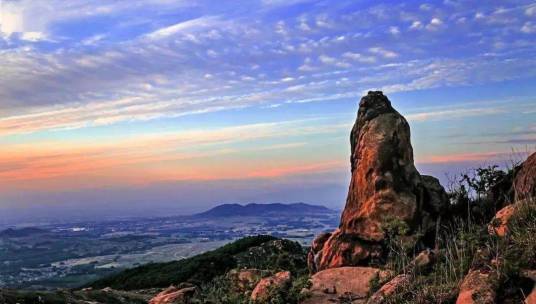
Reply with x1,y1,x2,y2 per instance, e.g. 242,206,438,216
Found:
0,0,535,224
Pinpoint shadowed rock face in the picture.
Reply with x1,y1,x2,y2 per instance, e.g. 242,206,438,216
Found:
309,91,448,271
514,152,536,201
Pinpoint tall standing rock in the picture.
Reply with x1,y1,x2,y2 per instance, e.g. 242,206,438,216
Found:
309,91,447,271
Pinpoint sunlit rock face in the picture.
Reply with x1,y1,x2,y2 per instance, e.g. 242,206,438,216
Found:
309,91,448,271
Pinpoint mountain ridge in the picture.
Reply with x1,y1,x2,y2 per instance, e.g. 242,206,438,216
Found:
193,202,336,218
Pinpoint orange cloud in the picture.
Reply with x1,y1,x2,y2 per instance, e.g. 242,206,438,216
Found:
418,151,513,164
247,160,345,178
0,120,345,191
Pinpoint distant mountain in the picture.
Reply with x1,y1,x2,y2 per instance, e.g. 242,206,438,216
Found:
0,227,48,238
194,202,336,218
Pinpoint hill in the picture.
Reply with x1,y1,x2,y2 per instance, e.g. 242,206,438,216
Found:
194,203,335,218
89,235,307,291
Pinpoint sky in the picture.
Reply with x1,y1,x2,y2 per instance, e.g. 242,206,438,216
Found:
0,0,535,225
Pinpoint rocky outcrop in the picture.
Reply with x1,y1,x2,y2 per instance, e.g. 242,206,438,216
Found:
227,269,263,292
148,285,197,304
250,271,291,302
514,152,536,201
301,267,391,304
309,91,448,272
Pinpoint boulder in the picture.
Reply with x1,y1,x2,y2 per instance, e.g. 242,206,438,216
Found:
227,269,263,292
488,203,518,237
367,274,409,304
310,91,447,271
409,249,436,274
521,270,536,304
514,152,536,201
488,198,534,237
456,269,497,304
251,271,291,302
149,285,197,304
526,289,536,304
301,266,391,304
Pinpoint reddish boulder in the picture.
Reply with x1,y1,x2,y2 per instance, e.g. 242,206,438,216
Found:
367,274,410,304
301,267,391,304
251,271,291,302
522,270,536,304
149,285,197,304
514,152,536,201
455,269,497,304
488,203,518,237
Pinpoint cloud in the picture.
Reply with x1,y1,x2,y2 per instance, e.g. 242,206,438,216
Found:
419,151,512,164
409,20,423,30
425,17,443,30
0,0,534,138
388,26,400,35
419,4,432,11
342,52,376,63
0,118,346,184
406,107,504,122
526,4,536,16
19,31,48,41
521,22,536,34
145,16,222,40
248,160,345,178
318,54,350,68
368,47,398,58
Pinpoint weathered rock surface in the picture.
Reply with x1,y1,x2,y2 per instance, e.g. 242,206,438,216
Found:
526,289,536,304
342,91,421,242
488,198,534,237
148,285,197,304
308,232,332,273
250,271,291,302
455,269,497,304
456,249,498,304
309,91,448,271
301,267,391,304
514,152,536,201
522,270,536,304
488,203,518,237
367,274,409,304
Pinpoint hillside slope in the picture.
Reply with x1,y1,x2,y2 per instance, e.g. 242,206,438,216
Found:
194,203,336,218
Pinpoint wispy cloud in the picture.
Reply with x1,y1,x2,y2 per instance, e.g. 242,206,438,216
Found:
406,107,504,122
145,16,222,40
0,0,534,137
0,118,346,185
